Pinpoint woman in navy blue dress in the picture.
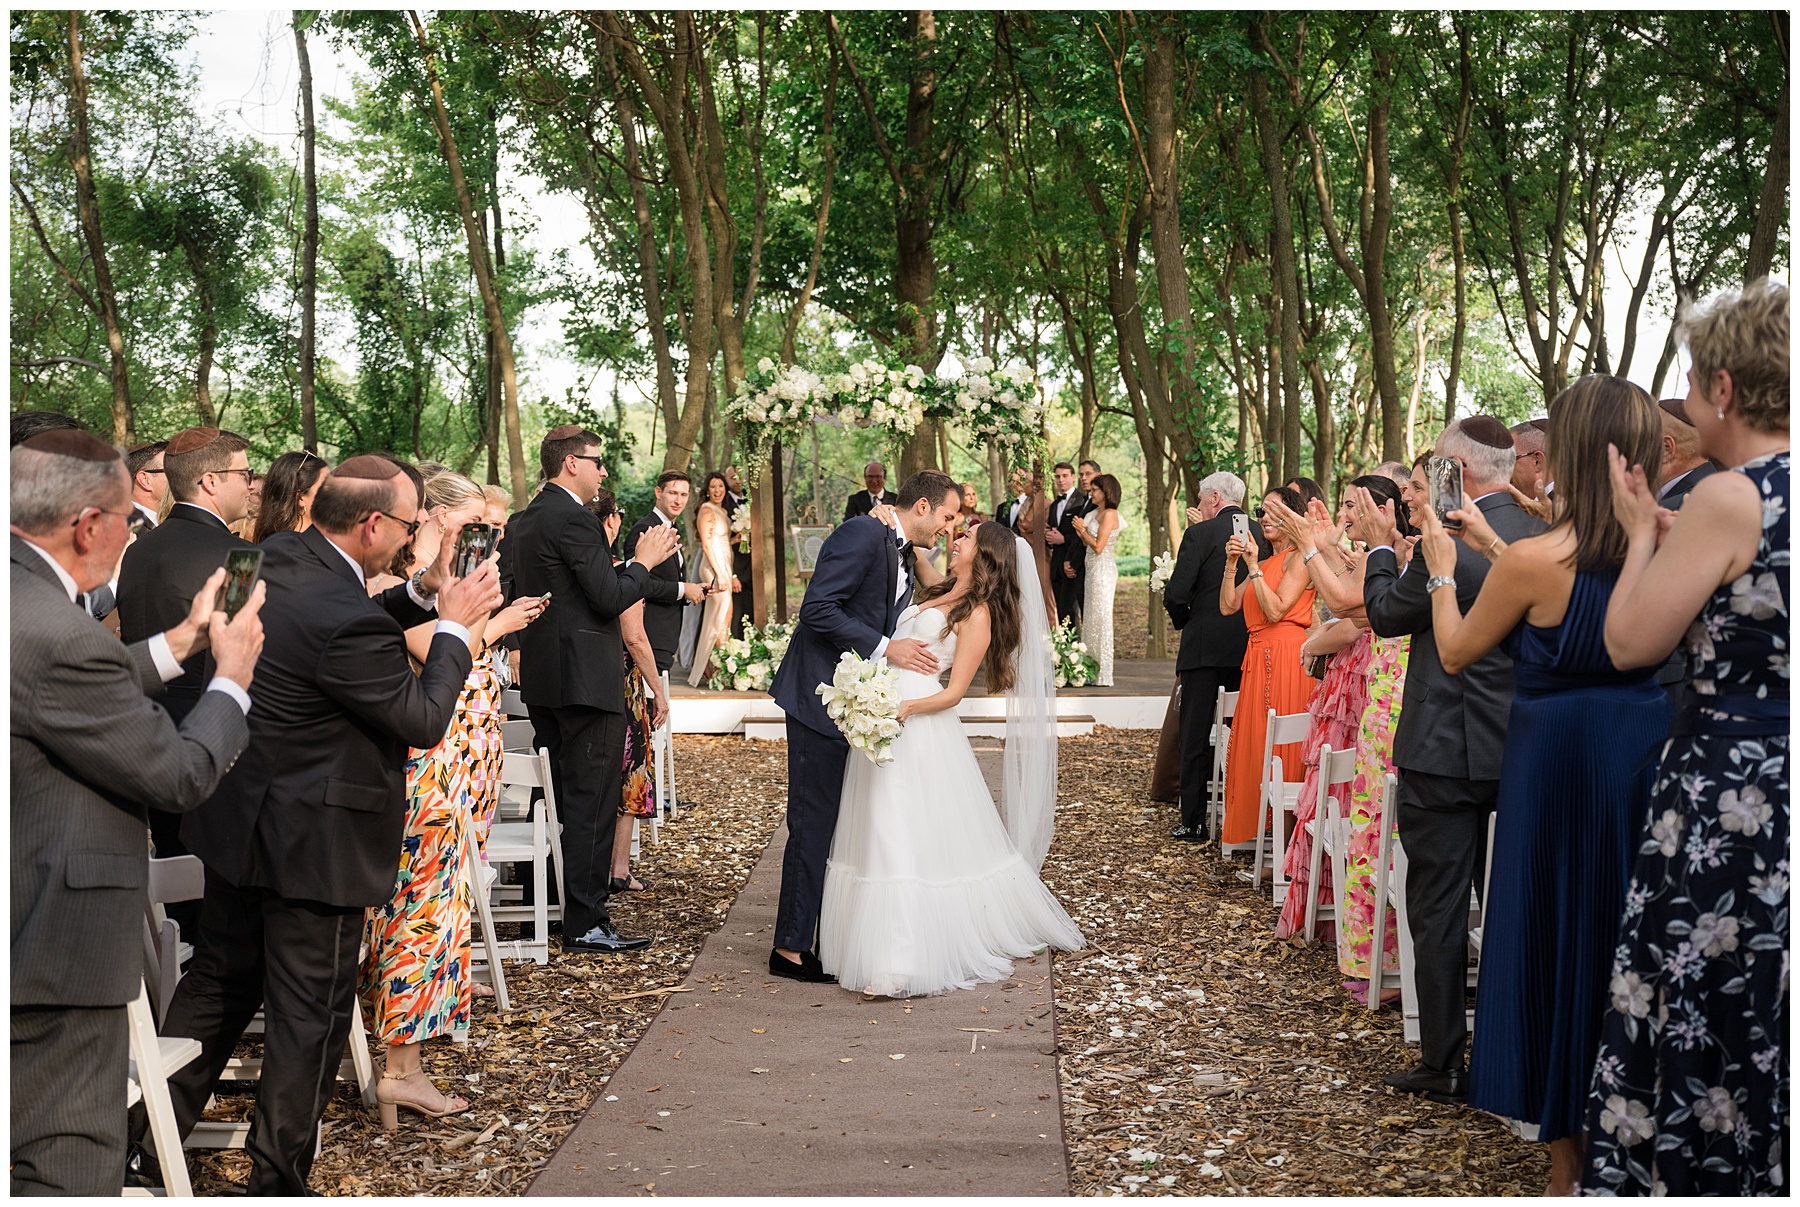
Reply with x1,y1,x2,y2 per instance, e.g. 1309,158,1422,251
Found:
1582,279,1788,1195
1413,375,1671,1193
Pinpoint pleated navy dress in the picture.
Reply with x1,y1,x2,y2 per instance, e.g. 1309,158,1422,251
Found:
1466,567,1672,1142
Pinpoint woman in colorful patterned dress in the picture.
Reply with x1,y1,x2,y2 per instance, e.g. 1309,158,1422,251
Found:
1583,280,1788,1195
361,466,546,1129
1218,485,1318,854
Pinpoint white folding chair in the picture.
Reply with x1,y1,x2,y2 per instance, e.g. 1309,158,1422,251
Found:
464,839,511,1012
1205,688,1239,841
1242,708,1312,894
143,855,205,1022
654,669,678,827
483,747,565,965
1300,745,1359,942
127,980,199,1197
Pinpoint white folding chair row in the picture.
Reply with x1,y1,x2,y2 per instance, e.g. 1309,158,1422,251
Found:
127,980,199,1197
1242,709,1312,899
1205,688,1239,841
482,747,566,965
1300,745,1360,942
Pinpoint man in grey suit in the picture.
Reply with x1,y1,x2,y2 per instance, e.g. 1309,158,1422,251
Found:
1357,416,1546,1105
10,430,264,1196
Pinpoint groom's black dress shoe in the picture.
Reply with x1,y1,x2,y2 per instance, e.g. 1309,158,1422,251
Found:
1382,1061,1466,1105
1170,824,1203,842
563,924,652,953
769,949,836,984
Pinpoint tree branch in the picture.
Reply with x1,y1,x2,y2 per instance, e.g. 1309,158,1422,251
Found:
826,13,905,199
12,356,108,372
11,179,100,316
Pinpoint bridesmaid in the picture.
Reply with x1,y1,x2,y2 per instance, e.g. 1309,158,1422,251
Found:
1583,280,1787,1196
1072,473,1122,686
1218,484,1318,857
688,472,735,687
1415,377,1672,1193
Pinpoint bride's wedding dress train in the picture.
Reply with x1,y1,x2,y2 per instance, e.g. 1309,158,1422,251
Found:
819,605,1084,998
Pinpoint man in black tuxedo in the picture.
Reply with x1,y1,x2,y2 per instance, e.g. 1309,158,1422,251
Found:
500,426,680,954
993,466,1031,530
1358,416,1545,1105
117,427,256,915
1043,461,1092,626
1163,471,1267,842
153,455,500,1195
723,463,752,637
621,470,707,674
842,460,892,519
125,440,168,529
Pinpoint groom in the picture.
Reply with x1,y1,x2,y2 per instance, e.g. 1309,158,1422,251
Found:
768,470,964,982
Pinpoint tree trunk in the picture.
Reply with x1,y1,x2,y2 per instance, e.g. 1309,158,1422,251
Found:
1443,19,1471,425
1249,51,1302,483
409,12,527,498
1745,13,1788,282
295,11,319,452
896,11,942,476
181,242,219,426
1142,14,1200,434
697,33,744,408
782,30,837,364
67,12,133,443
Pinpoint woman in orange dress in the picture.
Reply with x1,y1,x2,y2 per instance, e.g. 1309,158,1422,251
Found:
1219,484,1318,848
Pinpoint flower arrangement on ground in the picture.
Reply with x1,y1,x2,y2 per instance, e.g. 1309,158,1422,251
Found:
1051,619,1098,689
816,650,904,765
1149,551,1176,594
707,620,795,693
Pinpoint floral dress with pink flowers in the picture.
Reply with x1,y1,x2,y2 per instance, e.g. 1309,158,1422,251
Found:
1336,634,1407,983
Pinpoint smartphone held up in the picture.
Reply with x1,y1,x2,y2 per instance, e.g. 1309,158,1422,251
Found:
454,522,496,579
216,549,264,618
1427,456,1464,531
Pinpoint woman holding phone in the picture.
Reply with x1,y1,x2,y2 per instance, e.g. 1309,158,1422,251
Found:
360,466,546,1128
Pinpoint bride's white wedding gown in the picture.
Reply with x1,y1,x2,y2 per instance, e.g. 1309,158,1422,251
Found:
818,605,1085,998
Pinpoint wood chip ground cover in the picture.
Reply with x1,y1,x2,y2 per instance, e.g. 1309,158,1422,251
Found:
184,729,1546,1196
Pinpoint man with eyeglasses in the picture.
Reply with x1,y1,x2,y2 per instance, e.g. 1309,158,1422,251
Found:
118,428,260,899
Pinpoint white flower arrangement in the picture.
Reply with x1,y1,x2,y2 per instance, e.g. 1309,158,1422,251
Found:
827,358,927,443
729,506,752,552
816,650,904,765
725,361,830,484
1149,551,1176,594
707,620,795,693
1050,618,1099,689
934,358,1046,463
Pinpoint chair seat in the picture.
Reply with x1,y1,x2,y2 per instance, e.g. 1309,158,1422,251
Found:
484,822,542,861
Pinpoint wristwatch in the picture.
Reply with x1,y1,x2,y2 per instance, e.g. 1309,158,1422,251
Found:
409,568,438,599
1426,574,1457,594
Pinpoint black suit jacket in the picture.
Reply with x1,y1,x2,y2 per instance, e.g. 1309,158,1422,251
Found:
117,504,253,721
621,510,688,674
180,527,472,908
994,495,1029,530
1048,489,1093,583
1363,494,1546,781
1653,462,1719,691
843,489,893,520
1163,505,1268,672
1658,462,1718,510
500,484,658,713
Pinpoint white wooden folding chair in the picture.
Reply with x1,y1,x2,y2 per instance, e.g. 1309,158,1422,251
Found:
1242,708,1312,892
483,747,565,965
464,838,511,1012
1300,745,1360,942
654,669,678,828
1205,688,1239,841
143,855,205,1023
127,979,199,1197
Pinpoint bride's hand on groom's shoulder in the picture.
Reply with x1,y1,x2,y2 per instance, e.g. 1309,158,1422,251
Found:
884,637,939,675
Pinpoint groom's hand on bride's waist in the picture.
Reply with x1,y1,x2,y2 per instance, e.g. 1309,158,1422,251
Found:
884,637,938,675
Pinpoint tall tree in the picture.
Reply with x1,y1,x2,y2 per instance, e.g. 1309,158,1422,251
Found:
67,11,134,442
294,10,319,451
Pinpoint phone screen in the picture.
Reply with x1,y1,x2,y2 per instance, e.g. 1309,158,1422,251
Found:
1231,513,1251,544
455,522,496,579
217,549,264,618
1428,456,1464,530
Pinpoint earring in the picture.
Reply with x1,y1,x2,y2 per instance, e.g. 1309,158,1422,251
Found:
1717,407,1725,421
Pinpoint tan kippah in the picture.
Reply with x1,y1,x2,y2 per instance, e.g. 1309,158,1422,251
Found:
331,454,402,480
1459,415,1515,450
21,430,118,462
166,426,222,456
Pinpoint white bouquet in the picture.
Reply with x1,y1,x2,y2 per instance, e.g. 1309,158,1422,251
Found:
707,620,794,693
1050,618,1098,689
816,650,905,765
729,506,752,551
1149,551,1176,594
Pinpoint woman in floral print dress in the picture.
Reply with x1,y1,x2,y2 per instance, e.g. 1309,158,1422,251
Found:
1339,633,1408,987
1581,281,1788,1195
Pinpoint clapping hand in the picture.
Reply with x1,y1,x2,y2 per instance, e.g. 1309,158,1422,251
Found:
1185,505,1204,526
632,523,681,570
1262,493,1315,554
1346,486,1400,550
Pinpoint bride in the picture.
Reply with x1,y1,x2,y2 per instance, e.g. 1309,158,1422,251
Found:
819,519,1085,998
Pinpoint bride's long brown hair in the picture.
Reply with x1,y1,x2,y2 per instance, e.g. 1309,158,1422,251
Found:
917,520,1024,693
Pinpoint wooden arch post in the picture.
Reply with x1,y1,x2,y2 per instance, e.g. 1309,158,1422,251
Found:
749,438,788,626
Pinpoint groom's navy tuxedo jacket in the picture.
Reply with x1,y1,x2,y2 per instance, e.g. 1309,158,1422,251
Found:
771,515,909,738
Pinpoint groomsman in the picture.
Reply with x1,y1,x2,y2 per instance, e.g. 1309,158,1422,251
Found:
621,470,707,675
723,464,753,637
993,467,1031,530
125,440,168,529
842,461,893,519
1043,461,1092,626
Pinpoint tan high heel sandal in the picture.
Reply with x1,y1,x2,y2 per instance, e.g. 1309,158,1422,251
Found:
374,1070,470,1131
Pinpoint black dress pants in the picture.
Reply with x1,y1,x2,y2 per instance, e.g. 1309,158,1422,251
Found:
529,703,626,936
1052,565,1084,628
1395,768,1497,1074
12,1003,128,1195
1177,666,1242,832
157,871,363,1196
772,718,850,953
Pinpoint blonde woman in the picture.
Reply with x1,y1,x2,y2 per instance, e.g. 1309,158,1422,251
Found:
688,471,736,686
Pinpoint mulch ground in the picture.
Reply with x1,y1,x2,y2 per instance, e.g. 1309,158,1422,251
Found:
183,728,1548,1197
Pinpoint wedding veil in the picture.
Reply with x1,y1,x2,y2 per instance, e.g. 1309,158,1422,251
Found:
1001,536,1058,870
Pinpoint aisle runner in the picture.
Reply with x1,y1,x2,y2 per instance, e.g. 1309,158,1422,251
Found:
530,748,1070,1196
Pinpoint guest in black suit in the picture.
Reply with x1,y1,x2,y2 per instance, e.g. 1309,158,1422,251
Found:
621,470,707,675
723,463,752,637
994,466,1031,530
152,454,501,1195
1649,397,1722,713
10,431,261,1197
125,440,168,530
842,460,893,519
1043,461,1093,626
1358,415,1546,1105
498,425,680,954
1162,471,1268,841
117,427,256,912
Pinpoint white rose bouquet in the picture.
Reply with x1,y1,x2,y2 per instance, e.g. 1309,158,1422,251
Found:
1149,551,1176,594
1050,618,1099,689
729,506,752,552
707,620,795,693
816,650,905,765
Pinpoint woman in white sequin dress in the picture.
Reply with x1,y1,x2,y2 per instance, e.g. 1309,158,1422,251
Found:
1073,473,1122,686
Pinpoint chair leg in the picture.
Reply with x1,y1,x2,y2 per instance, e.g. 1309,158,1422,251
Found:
465,852,510,1013
346,999,377,1107
1303,815,1326,943
129,984,195,1197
